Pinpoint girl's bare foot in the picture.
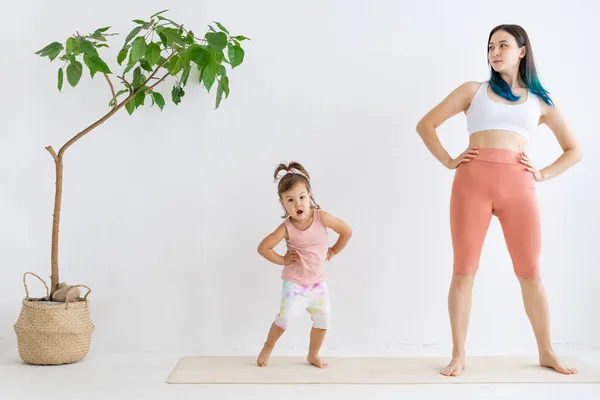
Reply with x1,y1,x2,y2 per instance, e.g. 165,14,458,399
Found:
307,353,329,368
257,344,274,367
539,351,578,375
440,356,466,376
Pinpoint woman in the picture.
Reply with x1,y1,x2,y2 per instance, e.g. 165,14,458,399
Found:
416,24,582,377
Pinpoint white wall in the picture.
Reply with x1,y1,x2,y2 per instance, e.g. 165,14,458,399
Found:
1,0,598,356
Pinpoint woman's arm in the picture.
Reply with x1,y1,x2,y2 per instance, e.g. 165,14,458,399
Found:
416,81,480,168
537,100,583,181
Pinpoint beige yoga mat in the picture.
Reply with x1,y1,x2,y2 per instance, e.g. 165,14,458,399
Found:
166,356,600,384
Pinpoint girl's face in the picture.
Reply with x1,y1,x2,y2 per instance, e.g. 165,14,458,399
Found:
280,183,312,222
488,30,525,73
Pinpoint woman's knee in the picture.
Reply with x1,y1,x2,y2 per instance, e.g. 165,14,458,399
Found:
451,272,476,291
514,260,540,280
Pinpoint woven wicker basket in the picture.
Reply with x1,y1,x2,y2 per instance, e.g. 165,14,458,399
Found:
14,272,95,365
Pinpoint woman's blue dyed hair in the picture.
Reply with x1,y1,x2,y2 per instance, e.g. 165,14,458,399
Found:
488,24,554,107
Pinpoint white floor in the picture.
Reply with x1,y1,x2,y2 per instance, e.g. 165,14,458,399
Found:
1,340,600,400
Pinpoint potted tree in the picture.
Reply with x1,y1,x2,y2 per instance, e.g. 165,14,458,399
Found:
14,9,249,365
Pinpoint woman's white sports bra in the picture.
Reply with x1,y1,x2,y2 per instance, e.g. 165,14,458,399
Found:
466,81,541,141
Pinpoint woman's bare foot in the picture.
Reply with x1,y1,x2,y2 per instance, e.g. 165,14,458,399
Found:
440,356,466,376
539,351,578,375
256,344,274,367
307,353,329,368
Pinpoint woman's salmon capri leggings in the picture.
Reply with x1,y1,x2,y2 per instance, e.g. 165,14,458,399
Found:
450,148,541,278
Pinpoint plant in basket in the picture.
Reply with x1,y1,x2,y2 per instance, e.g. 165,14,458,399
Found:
14,9,248,365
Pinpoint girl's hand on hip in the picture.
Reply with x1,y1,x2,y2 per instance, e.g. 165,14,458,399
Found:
326,247,336,262
283,250,299,265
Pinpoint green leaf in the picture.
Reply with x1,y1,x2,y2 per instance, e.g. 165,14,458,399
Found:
91,32,107,42
48,47,63,60
84,54,111,73
233,35,250,41
151,9,169,19
87,65,97,79
145,42,161,65
123,61,135,74
157,15,180,26
35,42,64,61
227,44,244,68
181,64,191,86
95,26,111,33
133,20,152,29
135,90,146,106
215,79,224,109
167,54,182,75
209,47,223,64
198,66,205,84
158,32,168,48
57,68,64,91
125,99,136,115
205,32,227,50
79,41,99,57
83,54,111,78
176,51,188,68
124,26,142,46
66,38,77,55
171,86,185,104
96,43,109,48
139,59,153,72
131,37,147,63
133,67,146,89
214,22,229,34
221,76,230,98
156,27,185,46
66,60,83,86
220,65,227,77
207,25,216,33
202,63,219,92
185,30,195,45
152,92,165,110
117,47,129,65
188,44,211,67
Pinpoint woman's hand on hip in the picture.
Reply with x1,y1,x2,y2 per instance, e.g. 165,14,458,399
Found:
520,151,544,181
445,147,479,170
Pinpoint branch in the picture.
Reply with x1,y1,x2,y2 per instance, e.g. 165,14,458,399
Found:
57,102,128,158
140,49,176,88
146,73,169,92
117,75,133,93
104,73,117,109
56,51,178,158
45,146,58,162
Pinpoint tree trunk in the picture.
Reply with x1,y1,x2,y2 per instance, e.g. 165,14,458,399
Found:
50,157,63,295
43,52,174,298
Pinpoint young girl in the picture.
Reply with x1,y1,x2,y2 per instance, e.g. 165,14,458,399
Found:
256,162,352,368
